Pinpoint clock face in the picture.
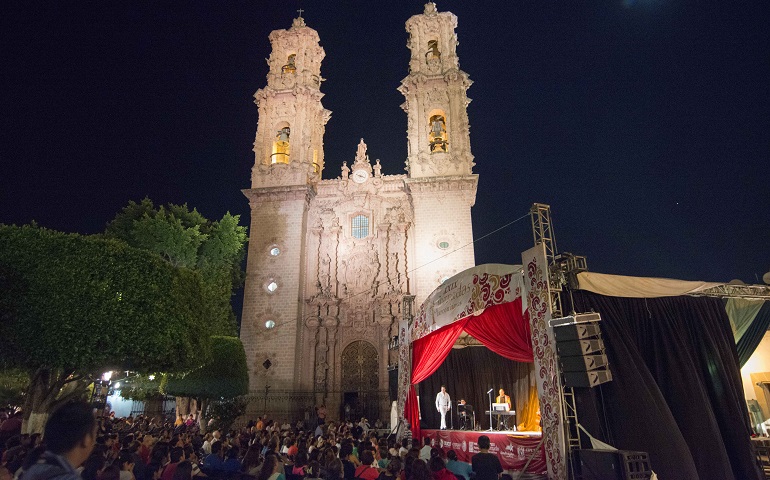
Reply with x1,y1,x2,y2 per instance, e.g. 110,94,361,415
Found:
352,169,369,184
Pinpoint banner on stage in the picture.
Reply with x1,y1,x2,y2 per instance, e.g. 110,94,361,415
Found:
423,430,546,474
411,263,524,342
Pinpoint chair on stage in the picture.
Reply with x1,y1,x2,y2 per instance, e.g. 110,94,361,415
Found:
458,403,475,430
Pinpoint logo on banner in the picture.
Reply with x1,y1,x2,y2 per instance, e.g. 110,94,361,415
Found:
461,440,467,452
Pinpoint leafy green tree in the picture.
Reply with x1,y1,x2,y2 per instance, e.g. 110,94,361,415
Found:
104,199,247,336
0,225,215,432
165,336,249,432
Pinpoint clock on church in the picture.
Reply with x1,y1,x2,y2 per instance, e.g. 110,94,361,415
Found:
352,169,369,184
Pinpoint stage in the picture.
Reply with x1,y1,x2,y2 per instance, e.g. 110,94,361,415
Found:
422,429,547,475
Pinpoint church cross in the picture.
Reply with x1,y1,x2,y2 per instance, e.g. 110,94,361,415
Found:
297,8,304,17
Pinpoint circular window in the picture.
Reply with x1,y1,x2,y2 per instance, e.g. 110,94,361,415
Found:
438,241,450,250
265,320,276,329
267,281,278,293
269,246,280,256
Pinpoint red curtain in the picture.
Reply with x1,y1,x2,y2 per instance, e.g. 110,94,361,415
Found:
463,299,533,362
406,298,534,440
407,320,467,439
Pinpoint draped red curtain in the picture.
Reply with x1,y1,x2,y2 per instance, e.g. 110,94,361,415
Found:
406,299,535,439
463,299,533,362
407,320,467,439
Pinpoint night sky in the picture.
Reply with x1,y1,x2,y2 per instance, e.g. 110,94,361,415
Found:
2,1,769,290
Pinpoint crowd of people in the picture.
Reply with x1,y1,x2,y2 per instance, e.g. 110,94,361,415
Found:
0,402,507,480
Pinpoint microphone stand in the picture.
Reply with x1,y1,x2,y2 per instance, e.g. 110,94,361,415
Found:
487,389,494,432
450,400,453,430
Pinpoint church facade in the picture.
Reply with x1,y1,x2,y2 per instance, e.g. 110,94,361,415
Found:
240,3,477,422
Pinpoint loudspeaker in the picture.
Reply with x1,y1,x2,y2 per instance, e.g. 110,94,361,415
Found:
555,339,605,357
574,449,623,480
388,368,398,401
561,354,609,372
564,370,613,388
574,449,652,480
553,315,612,389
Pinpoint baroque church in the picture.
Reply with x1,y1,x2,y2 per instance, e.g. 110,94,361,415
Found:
240,3,477,422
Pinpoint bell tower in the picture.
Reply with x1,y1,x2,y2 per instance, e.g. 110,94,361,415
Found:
241,15,331,393
399,2,474,178
251,15,332,188
401,3,478,305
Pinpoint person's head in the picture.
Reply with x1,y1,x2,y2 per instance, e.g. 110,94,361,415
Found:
446,450,457,462
211,440,223,455
170,446,185,463
307,460,321,478
100,464,121,480
172,460,192,480
386,457,402,476
359,449,374,466
411,459,431,480
440,385,446,393
119,451,135,471
145,462,163,480
227,445,239,460
477,435,490,450
459,399,466,405
44,401,97,466
423,437,431,447
326,458,343,480
429,456,446,473
256,454,279,480
498,389,504,396
429,447,442,459
80,453,106,480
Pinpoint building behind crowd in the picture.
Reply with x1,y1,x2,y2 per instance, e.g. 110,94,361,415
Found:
240,3,477,422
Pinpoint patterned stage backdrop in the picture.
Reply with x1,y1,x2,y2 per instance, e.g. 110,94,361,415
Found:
396,315,411,438
410,264,524,342
523,244,566,480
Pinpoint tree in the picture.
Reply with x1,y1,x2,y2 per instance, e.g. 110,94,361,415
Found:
104,199,247,336
165,336,249,432
0,225,215,432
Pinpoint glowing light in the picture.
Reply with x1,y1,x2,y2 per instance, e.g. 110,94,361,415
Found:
148,374,156,381
270,247,280,256
114,382,121,389
265,320,276,329
102,371,113,381
267,281,278,292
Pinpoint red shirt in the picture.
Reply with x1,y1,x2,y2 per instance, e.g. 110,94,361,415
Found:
354,465,379,480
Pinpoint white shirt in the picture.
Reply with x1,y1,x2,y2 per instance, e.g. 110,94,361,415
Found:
435,391,451,411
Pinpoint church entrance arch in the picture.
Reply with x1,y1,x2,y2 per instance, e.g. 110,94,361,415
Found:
341,340,379,423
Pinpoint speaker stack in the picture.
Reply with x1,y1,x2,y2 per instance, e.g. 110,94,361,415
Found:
551,313,612,388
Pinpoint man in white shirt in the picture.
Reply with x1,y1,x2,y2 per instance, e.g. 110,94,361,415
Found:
435,385,451,430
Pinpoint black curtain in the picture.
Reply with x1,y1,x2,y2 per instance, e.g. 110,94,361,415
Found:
417,346,533,430
570,291,761,480
736,300,770,366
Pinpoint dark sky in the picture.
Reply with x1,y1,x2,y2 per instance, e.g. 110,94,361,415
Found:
2,0,769,285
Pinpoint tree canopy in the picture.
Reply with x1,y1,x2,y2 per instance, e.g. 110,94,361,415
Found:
0,224,214,374
165,336,249,400
104,198,247,336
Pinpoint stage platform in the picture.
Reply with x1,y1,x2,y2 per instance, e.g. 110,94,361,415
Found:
422,429,547,474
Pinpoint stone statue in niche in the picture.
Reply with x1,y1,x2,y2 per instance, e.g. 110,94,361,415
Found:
429,115,448,153
341,161,350,179
374,159,382,177
320,254,332,290
356,138,368,163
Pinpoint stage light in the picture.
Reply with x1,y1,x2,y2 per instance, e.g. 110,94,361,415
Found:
102,371,113,381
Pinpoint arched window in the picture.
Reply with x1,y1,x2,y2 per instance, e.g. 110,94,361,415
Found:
428,112,448,153
351,215,369,239
271,126,290,164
